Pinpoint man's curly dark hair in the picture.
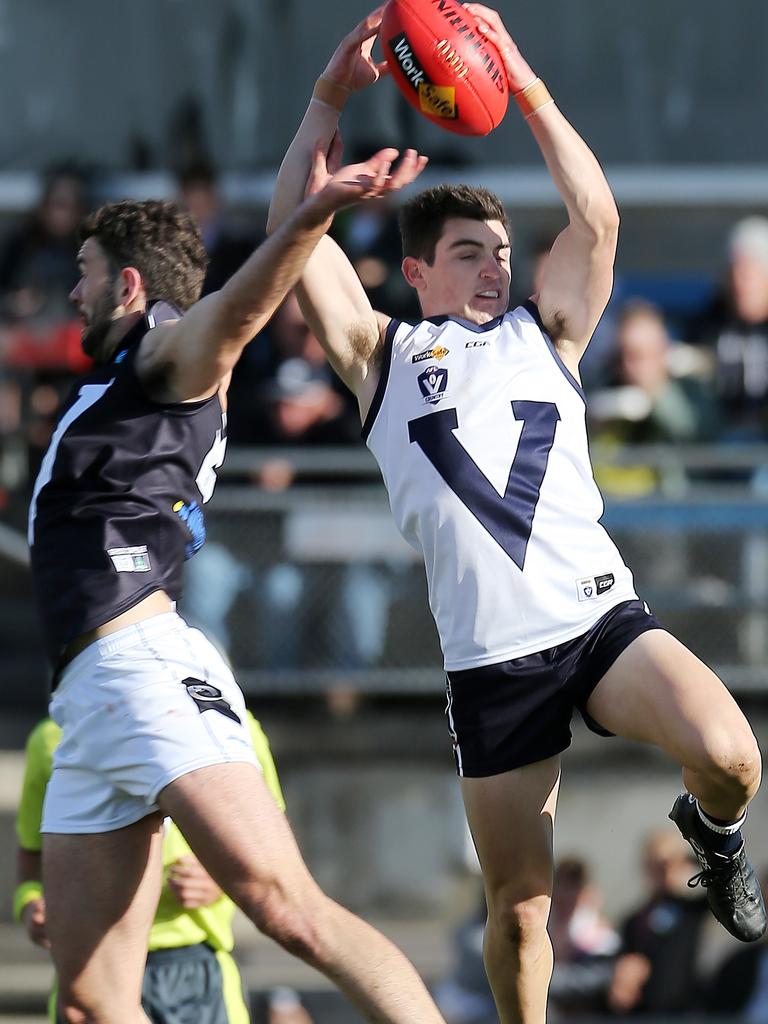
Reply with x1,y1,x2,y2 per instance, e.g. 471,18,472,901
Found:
82,199,208,312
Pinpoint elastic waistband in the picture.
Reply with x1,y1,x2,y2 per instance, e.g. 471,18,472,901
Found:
146,942,216,965
55,611,186,690
95,611,184,657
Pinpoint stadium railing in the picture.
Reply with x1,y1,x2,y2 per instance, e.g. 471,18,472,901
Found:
2,443,768,697
190,443,768,696
4,166,768,211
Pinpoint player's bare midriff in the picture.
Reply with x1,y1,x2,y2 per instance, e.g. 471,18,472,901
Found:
59,590,174,668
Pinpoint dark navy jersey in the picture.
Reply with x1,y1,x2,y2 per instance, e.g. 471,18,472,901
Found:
28,318,227,665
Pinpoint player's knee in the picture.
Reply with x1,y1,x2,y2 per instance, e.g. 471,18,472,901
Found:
705,730,761,801
489,891,550,955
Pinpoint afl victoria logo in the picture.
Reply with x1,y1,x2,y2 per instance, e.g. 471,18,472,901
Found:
418,365,449,404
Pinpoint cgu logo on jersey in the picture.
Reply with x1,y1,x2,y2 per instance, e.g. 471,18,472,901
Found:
412,345,450,364
173,499,206,559
576,572,615,602
418,365,449,404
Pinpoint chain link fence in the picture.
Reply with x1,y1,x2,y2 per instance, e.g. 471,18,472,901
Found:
178,446,768,697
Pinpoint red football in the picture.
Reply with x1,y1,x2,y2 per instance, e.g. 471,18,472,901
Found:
381,0,509,136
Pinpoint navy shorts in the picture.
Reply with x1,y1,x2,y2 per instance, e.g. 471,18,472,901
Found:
445,599,663,778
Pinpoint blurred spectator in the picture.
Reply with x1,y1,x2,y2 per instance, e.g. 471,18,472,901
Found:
606,829,709,1016
548,857,619,1017
339,196,420,322
434,857,618,1023
589,300,719,495
176,161,261,295
0,164,91,519
0,164,87,327
433,886,496,1024
247,297,390,669
228,291,359,449
185,293,394,672
181,537,251,655
690,215,768,440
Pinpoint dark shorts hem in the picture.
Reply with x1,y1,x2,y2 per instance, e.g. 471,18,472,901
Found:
457,736,570,779
445,599,663,777
574,615,664,737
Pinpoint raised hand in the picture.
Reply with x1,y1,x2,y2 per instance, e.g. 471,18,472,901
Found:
307,138,428,217
167,855,223,909
464,3,535,91
321,5,390,94
21,898,50,950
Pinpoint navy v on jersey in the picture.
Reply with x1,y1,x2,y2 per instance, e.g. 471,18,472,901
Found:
28,318,226,665
364,302,637,671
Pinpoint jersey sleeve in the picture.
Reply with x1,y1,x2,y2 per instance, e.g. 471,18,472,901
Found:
245,712,286,812
16,718,62,851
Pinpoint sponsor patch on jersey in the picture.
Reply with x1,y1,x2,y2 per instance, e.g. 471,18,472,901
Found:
466,339,490,348
576,572,615,601
418,365,449,404
108,545,151,573
412,345,449,364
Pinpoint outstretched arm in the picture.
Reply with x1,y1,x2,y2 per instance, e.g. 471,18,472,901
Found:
467,4,619,369
136,142,418,404
267,6,390,233
267,9,427,411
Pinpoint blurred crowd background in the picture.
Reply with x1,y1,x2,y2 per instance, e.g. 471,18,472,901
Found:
2,1,768,1021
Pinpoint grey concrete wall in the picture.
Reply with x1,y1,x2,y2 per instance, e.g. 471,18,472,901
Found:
1,1,767,171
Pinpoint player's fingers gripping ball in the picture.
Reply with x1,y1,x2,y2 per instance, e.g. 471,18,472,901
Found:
381,0,509,135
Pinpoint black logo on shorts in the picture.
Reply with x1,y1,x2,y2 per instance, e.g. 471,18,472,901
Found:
595,573,615,594
181,678,241,724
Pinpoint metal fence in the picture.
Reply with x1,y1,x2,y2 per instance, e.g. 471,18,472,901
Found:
174,444,768,697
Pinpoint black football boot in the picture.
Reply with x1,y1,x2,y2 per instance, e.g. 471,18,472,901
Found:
669,792,766,943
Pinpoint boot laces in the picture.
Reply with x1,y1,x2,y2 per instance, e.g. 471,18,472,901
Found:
687,856,753,907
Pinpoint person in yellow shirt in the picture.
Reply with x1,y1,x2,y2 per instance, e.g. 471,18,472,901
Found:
14,713,311,1024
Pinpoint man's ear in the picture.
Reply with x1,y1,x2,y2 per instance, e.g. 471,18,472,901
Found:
115,266,145,312
402,256,426,291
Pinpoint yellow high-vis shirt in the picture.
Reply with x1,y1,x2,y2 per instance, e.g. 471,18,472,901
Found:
16,711,286,1024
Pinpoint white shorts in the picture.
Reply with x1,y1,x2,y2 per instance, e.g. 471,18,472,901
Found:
42,612,259,834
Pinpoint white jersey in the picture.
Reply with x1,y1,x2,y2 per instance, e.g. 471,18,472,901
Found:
364,302,637,671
